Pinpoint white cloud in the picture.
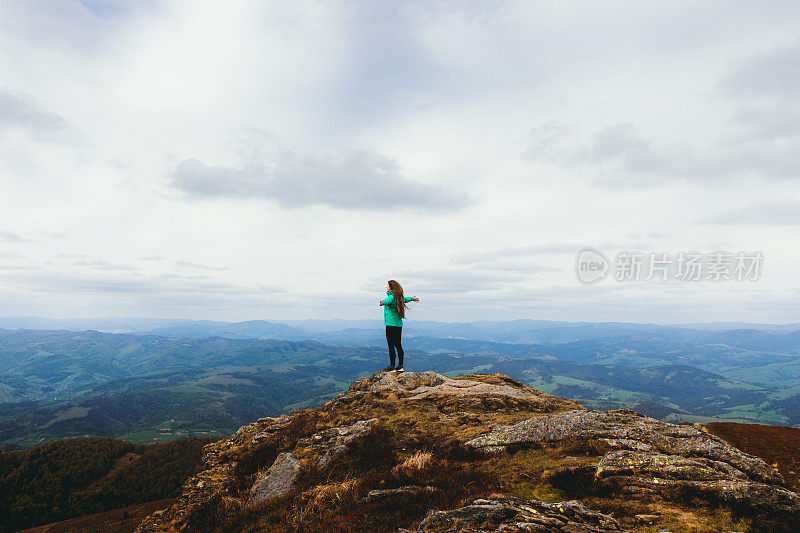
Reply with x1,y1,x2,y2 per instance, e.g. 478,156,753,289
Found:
173,260,227,271
368,269,524,294
169,149,471,211
700,202,800,226
0,264,41,271
74,259,137,270
0,269,282,296
0,231,34,243
721,40,800,99
524,118,800,188
0,89,66,140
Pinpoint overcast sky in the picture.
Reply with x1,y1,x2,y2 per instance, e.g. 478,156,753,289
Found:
1,0,799,324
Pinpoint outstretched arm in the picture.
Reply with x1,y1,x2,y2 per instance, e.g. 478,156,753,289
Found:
405,296,420,302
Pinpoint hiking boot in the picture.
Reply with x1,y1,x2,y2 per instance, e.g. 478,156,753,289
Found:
383,365,395,372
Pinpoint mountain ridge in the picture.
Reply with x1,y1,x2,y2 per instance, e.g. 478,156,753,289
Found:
135,371,799,532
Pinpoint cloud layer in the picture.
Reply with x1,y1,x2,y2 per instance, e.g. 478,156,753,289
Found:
523,41,800,188
0,1,798,322
170,149,471,211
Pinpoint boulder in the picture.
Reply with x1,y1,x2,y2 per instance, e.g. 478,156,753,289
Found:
247,452,300,506
415,497,621,532
297,418,379,469
364,485,441,502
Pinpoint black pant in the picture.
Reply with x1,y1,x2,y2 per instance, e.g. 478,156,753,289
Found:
386,325,403,368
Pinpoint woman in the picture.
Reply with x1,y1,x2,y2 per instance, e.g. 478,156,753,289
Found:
379,279,419,372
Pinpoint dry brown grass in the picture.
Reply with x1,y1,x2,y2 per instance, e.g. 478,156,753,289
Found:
579,496,752,533
706,421,800,492
293,477,361,526
391,451,434,477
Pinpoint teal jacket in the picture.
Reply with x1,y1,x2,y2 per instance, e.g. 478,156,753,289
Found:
381,291,414,327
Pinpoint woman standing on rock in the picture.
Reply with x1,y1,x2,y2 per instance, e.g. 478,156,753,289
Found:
379,280,419,372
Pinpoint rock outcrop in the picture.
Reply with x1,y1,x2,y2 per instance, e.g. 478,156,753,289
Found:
411,497,622,532
335,370,565,413
137,371,799,532
466,408,782,485
466,408,800,518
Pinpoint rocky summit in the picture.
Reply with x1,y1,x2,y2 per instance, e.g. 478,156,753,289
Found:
136,371,799,532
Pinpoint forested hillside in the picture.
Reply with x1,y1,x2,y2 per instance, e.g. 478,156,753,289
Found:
0,436,215,531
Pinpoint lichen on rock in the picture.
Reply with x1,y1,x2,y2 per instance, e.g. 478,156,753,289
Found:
414,497,622,532
298,417,379,469
467,408,800,521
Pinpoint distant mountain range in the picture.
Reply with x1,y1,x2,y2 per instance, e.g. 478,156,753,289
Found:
2,318,800,451
2,315,800,344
